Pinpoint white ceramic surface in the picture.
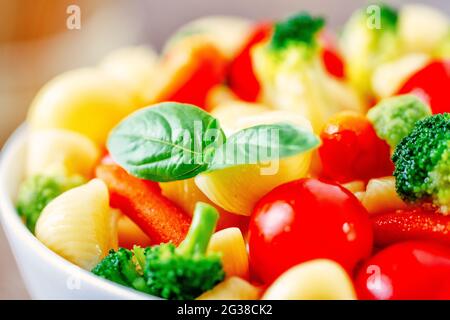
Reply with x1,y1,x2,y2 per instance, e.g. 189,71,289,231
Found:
0,126,155,300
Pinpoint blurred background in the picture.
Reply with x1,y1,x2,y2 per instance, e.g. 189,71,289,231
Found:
0,0,448,299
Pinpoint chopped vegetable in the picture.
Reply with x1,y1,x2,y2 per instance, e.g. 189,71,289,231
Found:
17,174,85,233
94,202,225,299
355,241,450,300
228,22,272,101
144,202,224,299
248,178,372,284
392,113,450,212
398,60,450,114
146,37,227,109
95,163,191,245
253,12,363,131
319,111,394,183
371,207,450,247
92,247,150,293
367,94,431,148
340,4,400,96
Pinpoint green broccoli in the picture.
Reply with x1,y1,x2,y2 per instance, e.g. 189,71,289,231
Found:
392,113,450,213
368,94,431,148
16,174,85,233
340,4,400,95
92,202,224,299
252,12,359,131
91,247,151,294
270,12,325,52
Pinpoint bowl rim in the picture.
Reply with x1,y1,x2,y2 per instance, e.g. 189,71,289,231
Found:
0,125,154,300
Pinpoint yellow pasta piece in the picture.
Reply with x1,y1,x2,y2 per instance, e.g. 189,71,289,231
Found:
342,180,366,193
99,46,158,105
205,85,240,110
36,179,118,270
195,108,315,215
26,129,100,178
208,228,249,279
362,176,407,214
28,68,136,146
371,53,430,99
160,178,213,216
262,259,356,300
197,277,261,300
399,4,449,54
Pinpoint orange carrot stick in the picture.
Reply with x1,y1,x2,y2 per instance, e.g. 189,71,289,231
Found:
96,163,191,245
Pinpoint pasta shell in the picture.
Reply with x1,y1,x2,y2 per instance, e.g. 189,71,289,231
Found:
262,259,356,300
399,4,449,54
197,277,261,300
208,228,249,279
196,107,314,215
28,68,136,145
99,46,158,104
26,129,100,178
36,179,118,270
362,176,407,215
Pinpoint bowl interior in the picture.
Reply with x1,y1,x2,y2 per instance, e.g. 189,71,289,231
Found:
0,126,153,299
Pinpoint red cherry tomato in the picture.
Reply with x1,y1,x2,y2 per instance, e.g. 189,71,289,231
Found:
398,60,450,114
355,241,450,300
248,178,373,284
319,111,394,183
318,30,345,79
371,207,450,248
228,22,272,102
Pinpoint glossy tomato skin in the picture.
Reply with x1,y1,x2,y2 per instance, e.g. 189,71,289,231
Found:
398,60,450,114
228,22,272,102
248,178,373,284
355,241,450,300
319,111,394,183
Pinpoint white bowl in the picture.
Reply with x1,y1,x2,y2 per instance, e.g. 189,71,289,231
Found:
0,126,154,299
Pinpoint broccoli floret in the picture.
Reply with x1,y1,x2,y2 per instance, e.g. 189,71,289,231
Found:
16,174,85,233
392,113,450,212
368,94,431,148
270,12,325,51
144,202,224,300
92,247,151,293
91,202,224,299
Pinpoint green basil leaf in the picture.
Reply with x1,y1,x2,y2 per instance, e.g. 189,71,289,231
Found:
107,102,225,182
207,122,320,171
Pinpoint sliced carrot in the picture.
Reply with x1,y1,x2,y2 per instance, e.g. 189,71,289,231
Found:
95,163,191,245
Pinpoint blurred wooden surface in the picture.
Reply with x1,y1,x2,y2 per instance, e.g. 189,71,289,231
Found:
0,227,29,299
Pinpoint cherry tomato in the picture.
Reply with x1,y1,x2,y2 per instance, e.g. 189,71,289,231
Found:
319,111,394,183
355,241,450,300
248,178,373,284
318,30,345,79
371,207,450,248
228,22,272,102
398,60,450,114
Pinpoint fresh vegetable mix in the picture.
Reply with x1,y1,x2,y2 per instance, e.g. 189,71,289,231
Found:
16,3,450,300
